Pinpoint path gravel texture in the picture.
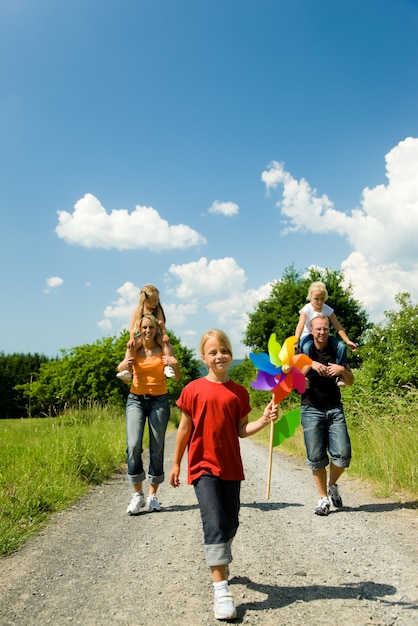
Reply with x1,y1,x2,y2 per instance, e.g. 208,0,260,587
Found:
0,431,417,626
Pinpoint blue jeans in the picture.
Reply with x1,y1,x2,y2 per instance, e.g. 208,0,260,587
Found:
301,404,351,470
300,335,348,365
126,392,170,485
193,475,240,567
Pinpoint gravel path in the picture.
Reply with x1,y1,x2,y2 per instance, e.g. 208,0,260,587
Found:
0,431,417,626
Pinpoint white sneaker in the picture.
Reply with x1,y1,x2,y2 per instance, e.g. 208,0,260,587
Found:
126,492,145,515
214,591,237,620
164,365,176,378
147,494,161,512
116,370,132,384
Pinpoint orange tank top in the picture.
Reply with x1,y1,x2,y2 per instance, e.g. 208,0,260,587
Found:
130,353,167,396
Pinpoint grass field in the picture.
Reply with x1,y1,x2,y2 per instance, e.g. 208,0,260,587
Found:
1,394,417,558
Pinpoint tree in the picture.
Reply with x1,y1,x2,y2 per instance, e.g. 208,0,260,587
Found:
244,265,369,366
15,331,201,417
0,352,52,419
355,292,418,393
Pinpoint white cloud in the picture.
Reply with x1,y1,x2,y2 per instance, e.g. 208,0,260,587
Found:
99,281,140,330
56,193,206,251
99,259,273,358
168,257,247,298
43,276,64,293
208,200,239,216
262,137,418,323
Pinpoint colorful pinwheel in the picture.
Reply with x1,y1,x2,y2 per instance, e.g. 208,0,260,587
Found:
250,333,313,499
250,334,312,404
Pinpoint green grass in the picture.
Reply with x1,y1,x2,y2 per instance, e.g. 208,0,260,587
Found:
1,396,416,559
251,390,418,501
0,405,129,556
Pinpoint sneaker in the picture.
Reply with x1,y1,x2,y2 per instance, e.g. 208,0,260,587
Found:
214,591,237,621
147,493,161,512
116,370,132,384
164,365,176,378
336,377,346,387
126,492,145,515
314,497,330,516
328,483,343,508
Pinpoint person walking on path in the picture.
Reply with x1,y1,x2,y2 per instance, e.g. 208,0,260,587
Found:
300,314,354,516
117,313,181,515
169,329,277,621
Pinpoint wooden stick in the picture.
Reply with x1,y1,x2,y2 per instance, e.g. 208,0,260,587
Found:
266,417,275,500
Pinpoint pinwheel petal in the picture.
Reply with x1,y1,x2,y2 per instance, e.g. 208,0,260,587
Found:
249,352,280,376
272,376,293,403
278,335,297,365
268,334,282,367
251,370,278,391
291,368,307,393
291,353,312,371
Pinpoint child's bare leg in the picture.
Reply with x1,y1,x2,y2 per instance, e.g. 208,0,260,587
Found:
210,564,228,583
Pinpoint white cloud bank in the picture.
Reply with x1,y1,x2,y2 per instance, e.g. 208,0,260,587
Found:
262,136,418,321
100,258,272,358
55,194,206,251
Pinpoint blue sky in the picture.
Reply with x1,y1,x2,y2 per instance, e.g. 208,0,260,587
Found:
1,0,418,359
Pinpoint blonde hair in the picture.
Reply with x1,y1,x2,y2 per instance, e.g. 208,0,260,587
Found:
133,284,166,334
138,313,160,334
307,281,328,301
199,329,233,358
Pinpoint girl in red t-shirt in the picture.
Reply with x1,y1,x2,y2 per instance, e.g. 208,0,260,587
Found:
169,329,277,621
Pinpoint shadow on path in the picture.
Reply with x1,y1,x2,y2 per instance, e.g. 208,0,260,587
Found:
229,576,417,622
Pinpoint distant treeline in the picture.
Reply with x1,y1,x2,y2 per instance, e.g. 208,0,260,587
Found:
0,331,201,419
0,352,53,419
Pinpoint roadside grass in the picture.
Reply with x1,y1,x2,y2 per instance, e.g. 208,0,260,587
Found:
0,404,128,556
252,389,417,501
1,395,416,558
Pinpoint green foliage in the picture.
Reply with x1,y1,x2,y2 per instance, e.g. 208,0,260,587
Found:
244,264,369,367
11,330,201,418
355,292,418,393
0,406,127,556
0,352,52,418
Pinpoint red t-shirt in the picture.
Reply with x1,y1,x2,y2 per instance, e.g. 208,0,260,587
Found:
176,377,251,484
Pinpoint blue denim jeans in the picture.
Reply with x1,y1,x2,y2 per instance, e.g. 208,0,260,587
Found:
193,475,240,567
126,392,170,485
300,335,348,365
301,404,351,470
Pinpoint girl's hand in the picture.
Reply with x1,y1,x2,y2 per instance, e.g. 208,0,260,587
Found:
263,400,278,423
347,340,357,351
169,464,181,488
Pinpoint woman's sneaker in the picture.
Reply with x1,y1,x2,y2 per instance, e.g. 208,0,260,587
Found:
164,365,176,378
126,492,145,515
147,494,161,512
314,497,331,516
116,370,132,384
328,483,343,508
214,591,237,621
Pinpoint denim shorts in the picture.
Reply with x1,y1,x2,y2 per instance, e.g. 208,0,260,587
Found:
301,404,351,470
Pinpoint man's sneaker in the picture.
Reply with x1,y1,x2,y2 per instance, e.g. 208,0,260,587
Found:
126,492,145,515
116,370,132,384
328,483,343,508
214,591,237,621
336,377,346,387
314,497,330,516
164,365,176,378
147,494,161,512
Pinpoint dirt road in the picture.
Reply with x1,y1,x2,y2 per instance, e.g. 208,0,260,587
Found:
0,431,417,625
